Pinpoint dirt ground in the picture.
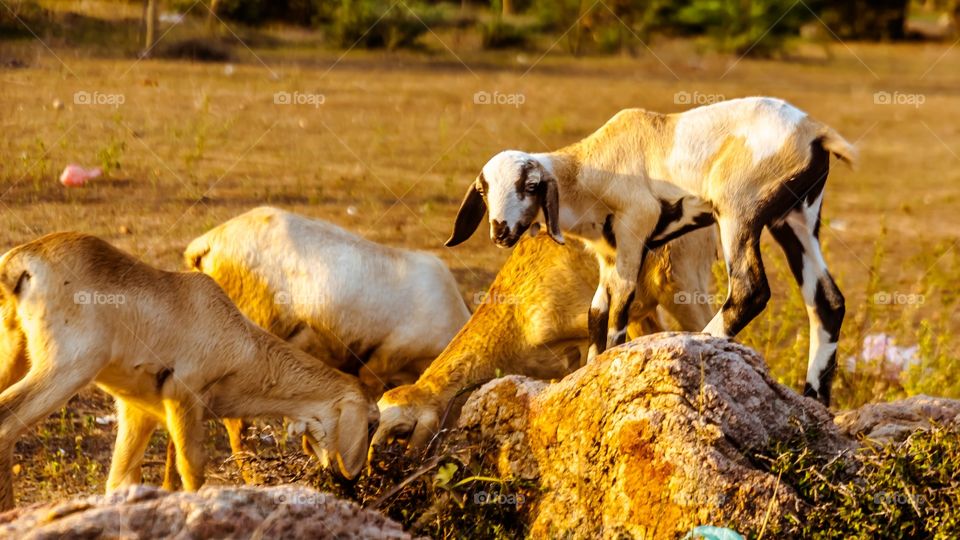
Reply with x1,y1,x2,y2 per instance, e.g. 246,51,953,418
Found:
2,20,960,507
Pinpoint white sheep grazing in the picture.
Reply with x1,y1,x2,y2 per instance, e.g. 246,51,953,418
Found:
372,230,716,451
446,97,856,404
0,233,378,510
184,206,471,395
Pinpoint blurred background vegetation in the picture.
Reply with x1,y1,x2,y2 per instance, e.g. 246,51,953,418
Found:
2,0,959,58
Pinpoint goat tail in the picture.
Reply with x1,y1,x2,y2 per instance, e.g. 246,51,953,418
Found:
816,124,858,170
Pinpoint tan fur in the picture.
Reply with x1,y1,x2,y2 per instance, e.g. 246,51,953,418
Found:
372,229,714,451
0,233,378,510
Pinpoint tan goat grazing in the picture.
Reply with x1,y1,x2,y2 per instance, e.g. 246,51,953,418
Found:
372,228,716,451
0,233,378,510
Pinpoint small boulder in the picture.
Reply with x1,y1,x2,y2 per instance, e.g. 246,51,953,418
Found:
0,485,411,539
835,394,960,442
455,333,852,537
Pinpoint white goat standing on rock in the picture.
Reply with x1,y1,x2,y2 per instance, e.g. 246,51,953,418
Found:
446,97,856,404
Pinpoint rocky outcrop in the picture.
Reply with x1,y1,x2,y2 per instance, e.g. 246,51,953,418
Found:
835,394,960,442
0,485,410,539
455,333,853,538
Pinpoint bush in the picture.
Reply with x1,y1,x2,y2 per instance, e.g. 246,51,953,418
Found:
0,0,50,38
331,0,440,49
167,0,440,50
169,0,332,26
311,441,534,538
480,18,528,49
673,0,814,57
754,425,960,538
817,0,909,40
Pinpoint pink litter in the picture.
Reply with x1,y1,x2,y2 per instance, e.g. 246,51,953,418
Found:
59,164,102,187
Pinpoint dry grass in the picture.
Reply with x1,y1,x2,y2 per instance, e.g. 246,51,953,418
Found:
2,8,960,510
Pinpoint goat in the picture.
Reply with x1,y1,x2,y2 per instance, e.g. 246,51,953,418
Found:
372,229,716,451
0,233,378,510
184,206,471,395
446,97,856,404
178,206,469,487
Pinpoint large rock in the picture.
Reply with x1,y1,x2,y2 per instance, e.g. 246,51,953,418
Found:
455,333,852,538
835,394,960,442
0,485,410,539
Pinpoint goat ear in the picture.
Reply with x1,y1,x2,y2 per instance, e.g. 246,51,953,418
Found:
445,182,486,247
540,172,564,245
334,401,371,480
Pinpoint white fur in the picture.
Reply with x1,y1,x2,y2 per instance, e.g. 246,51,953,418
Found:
734,99,807,164
186,207,471,395
666,97,808,187
482,150,536,236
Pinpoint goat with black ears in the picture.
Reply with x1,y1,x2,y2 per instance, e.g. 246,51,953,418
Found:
445,97,856,404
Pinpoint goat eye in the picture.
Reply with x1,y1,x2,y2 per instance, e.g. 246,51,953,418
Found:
525,183,538,193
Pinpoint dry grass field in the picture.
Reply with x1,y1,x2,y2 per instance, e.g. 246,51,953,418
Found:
2,6,960,511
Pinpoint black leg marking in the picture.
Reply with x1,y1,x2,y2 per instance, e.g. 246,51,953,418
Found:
720,235,770,337
813,277,845,406
814,278,845,342
588,306,610,355
608,289,636,347
817,354,837,405
768,170,844,406
614,290,635,335
761,140,830,226
648,197,716,250
804,342,839,405
602,214,616,248
801,280,844,406
652,198,684,235
768,219,806,289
